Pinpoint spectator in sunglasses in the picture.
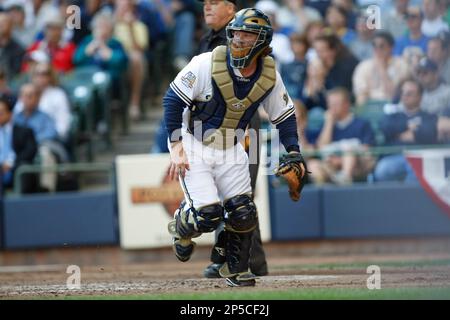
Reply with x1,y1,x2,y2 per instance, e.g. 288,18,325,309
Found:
353,31,411,106
394,7,430,57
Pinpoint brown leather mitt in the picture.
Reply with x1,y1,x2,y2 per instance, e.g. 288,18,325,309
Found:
274,152,309,202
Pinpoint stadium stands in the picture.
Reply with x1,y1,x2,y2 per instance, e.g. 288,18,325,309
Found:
0,0,449,250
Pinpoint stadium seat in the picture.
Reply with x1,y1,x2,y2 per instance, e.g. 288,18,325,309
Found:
59,72,96,161
354,100,389,146
306,107,325,131
69,66,113,147
305,107,325,145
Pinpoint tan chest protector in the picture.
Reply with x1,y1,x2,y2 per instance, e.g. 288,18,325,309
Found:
202,45,276,149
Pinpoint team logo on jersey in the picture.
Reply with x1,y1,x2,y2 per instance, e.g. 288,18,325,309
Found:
282,91,289,106
232,101,246,110
236,76,250,83
181,71,196,89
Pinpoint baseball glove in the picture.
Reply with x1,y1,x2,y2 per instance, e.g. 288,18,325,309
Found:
274,152,309,202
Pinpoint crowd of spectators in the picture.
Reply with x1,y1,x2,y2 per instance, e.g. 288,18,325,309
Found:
255,0,450,185
0,0,207,194
0,0,450,194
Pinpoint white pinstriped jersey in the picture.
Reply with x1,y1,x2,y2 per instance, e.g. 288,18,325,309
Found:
169,51,296,130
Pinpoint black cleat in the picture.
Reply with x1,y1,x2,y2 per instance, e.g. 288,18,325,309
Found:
225,274,257,287
204,263,223,278
250,264,268,277
173,238,196,262
204,262,269,278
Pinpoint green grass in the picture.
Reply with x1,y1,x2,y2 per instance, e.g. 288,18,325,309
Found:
271,259,450,272
60,287,450,300
13,258,450,301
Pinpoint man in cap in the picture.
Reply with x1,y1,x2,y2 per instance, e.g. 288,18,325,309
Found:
427,30,450,84
197,0,237,54
416,57,450,117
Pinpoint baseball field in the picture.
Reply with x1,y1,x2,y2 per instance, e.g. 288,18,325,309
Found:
1,238,450,300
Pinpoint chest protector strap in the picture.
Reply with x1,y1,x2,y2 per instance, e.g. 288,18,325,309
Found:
203,45,276,149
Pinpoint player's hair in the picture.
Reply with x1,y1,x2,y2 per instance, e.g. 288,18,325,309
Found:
261,46,273,57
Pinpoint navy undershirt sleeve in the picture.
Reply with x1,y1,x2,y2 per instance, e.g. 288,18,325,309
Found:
276,114,300,153
163,87,187,142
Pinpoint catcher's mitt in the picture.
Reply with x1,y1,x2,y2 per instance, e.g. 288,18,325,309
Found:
274,152,309,202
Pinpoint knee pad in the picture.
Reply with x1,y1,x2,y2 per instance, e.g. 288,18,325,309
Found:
224,194,258,233
196,204,224,233
175,202,224,238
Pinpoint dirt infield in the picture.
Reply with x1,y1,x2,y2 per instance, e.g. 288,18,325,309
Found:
1,239,450,298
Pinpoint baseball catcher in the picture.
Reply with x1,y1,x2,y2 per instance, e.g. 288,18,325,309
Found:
164,8,305,287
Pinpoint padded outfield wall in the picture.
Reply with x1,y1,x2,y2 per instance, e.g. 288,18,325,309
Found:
1,181,450,250
269,181,450,240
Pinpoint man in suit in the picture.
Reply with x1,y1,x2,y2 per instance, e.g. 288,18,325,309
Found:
197,0,268,279
0,93,37,195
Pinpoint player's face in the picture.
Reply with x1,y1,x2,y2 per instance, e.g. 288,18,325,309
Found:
230,30,258,58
